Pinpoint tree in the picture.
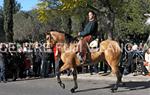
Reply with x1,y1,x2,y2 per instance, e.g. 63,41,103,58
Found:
36,0,125,39
13,10,49,41
13,0,21,14
36,0,150,40
0,7,4,41
114,0,150,40
3,0,15,42
13,11,34,41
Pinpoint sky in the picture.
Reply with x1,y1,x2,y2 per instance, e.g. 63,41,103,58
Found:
0,0,39,11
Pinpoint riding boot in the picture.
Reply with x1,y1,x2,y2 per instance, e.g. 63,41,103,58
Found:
81,52,91,64
77,52,89,65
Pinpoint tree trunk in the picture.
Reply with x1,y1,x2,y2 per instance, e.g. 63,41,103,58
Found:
107,11,115,40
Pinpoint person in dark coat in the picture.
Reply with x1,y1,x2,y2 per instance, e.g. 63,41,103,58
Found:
0,52,6,83
77,10,98,64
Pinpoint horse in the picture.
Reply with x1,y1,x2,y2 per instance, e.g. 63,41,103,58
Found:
46,31,124,93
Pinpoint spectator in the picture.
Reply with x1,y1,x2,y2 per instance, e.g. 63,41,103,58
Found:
139,43,144,52
10,52,19,81
18,50,26,79
32,42,42,77
34,48,42,77
144,48,150,76
54,44,61,72
132,43,138,51
41,47,54,78
99,61,108,74
24,55,31,78
0,51,7,83
89,64,98,75
123,44,133,74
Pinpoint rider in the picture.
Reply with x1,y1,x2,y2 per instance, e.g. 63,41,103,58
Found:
77,10,98,64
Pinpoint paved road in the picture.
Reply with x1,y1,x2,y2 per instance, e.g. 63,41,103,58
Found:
0,76,149,95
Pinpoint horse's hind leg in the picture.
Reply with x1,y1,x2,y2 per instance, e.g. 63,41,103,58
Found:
70,68,78,93
118,66,125,86
111,65,123,93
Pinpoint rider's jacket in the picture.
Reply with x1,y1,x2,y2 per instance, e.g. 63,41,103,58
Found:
80,20,98,39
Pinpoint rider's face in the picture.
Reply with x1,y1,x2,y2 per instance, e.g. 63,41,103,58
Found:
88,12,95,21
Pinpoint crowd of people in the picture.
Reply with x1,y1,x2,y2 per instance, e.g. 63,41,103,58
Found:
0,42,55,83
0,41,149,83
121,42,150,76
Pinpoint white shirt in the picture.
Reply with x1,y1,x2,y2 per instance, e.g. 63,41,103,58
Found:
132,44,138,50
145,53,150,63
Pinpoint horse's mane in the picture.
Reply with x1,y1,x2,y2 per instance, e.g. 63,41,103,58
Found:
64,33,78,43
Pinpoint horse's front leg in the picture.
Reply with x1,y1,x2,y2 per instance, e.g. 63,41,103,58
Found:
56,71,65,89
56,60,65,89
70,69,78,93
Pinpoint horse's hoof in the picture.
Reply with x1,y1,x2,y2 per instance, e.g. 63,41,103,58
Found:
111,87,117,93
70,88,75,93
111,89,117,93
60,83,65,89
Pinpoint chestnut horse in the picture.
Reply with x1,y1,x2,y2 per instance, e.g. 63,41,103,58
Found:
46,31,124,93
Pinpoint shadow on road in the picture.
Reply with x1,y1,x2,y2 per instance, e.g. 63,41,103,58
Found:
75,86,111,93
118,81,150,92
75,81,150,93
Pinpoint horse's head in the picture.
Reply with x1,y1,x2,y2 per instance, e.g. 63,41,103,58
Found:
45,32,57,48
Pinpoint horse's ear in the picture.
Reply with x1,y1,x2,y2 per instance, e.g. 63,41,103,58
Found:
46,32,50,35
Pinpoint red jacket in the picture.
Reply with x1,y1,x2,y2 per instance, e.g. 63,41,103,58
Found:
53,45,61,61
24,58,31,69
